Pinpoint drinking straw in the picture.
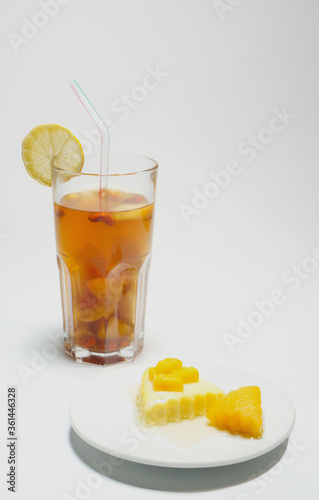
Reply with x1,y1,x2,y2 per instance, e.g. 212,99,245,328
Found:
69,79,110,184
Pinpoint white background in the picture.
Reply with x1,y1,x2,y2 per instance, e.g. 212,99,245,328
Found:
1,0,319,498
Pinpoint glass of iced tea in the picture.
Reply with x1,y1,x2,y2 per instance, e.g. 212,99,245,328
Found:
52,154,158,366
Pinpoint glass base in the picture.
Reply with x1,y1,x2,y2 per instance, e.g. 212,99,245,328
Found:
64,334,144,366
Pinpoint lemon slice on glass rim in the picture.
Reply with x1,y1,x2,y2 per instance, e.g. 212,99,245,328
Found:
22,124,84,186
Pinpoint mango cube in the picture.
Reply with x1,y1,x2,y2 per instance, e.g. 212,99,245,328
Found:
154,358,183,374
171,367,199,384
153,374,183,392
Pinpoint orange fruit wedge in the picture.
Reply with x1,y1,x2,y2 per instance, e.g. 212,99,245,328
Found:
206,386,263,438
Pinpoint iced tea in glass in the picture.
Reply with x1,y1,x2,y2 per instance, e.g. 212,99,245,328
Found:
52,154,157,365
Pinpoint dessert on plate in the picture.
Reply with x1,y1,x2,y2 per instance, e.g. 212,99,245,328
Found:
137,358,264,439
137,358,225,426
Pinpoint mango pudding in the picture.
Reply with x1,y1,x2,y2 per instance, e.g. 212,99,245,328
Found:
137,358,225,426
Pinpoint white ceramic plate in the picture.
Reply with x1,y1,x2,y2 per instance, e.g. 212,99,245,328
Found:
69,363,295,468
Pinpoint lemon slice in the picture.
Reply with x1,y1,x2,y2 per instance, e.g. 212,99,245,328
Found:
22,124,84,186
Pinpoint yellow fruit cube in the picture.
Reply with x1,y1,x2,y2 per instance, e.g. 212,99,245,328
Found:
153,374,183,392
154,358,183,374
87,275,123,303
106,316,132,339
171,367,199,383
206,386,263,438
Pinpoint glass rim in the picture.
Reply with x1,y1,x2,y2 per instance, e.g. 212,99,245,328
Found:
51,153,158,178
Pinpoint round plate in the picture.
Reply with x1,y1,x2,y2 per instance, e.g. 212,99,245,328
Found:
69,363,295,468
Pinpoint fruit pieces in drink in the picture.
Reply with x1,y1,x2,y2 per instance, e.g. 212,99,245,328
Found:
54,188,154,357
206,386,263,438
72,261,139,352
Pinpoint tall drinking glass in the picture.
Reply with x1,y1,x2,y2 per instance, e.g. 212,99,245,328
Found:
52,154,158,366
